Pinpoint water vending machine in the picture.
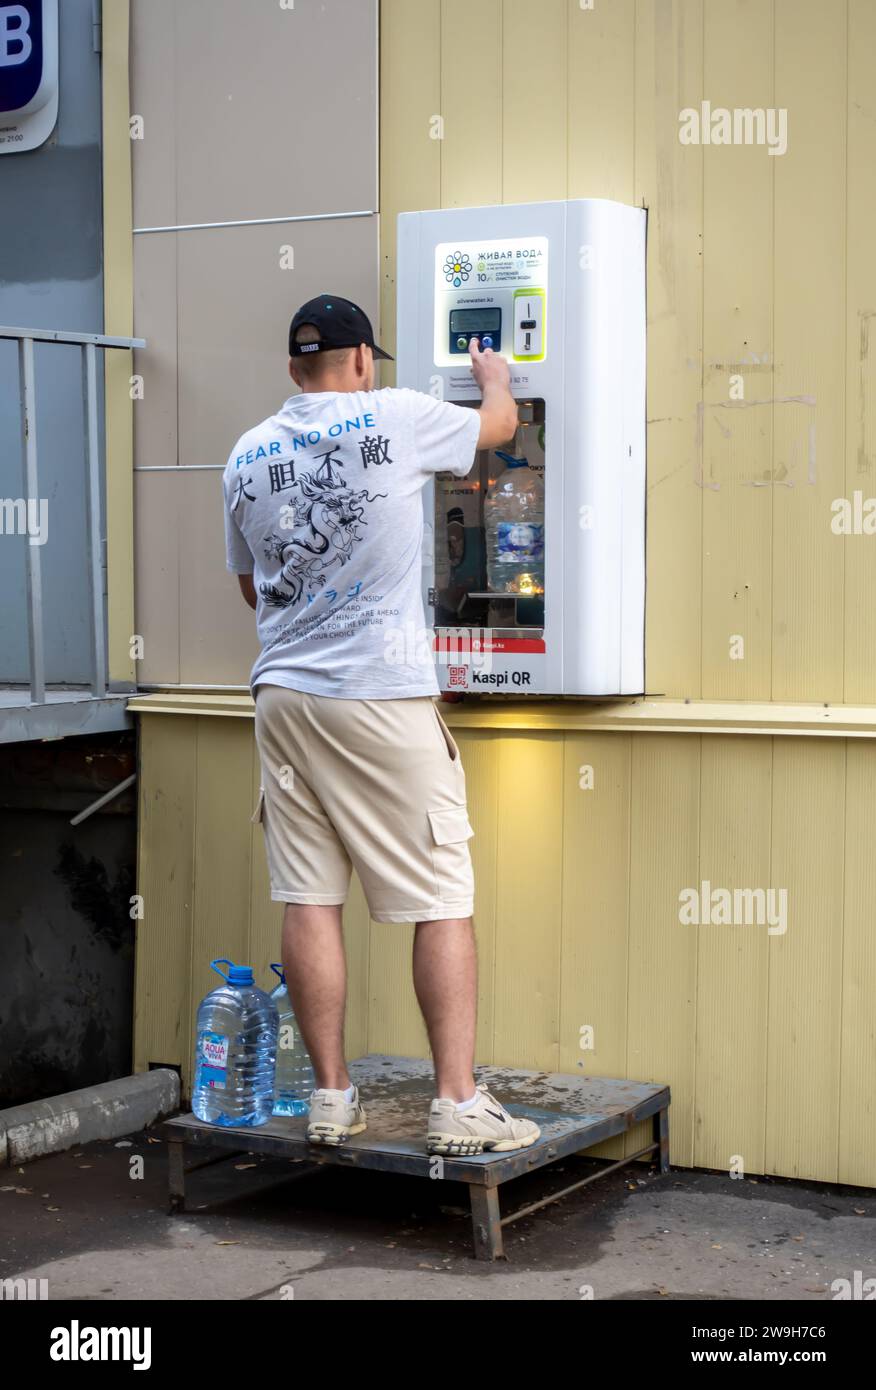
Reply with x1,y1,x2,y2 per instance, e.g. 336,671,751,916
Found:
396,199,647,696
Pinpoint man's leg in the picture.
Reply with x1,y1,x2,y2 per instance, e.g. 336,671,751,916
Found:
281,903,351,1092
412,916,478,1102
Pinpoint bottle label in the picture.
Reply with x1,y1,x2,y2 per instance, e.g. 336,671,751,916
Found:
496,521,544,565
199,1031,229,1090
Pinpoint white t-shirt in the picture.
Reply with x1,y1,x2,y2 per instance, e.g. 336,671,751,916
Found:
223,387,480,698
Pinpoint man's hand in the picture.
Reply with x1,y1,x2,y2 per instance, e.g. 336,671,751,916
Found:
470,337,518,450
238,573,257,609
469,334,511,393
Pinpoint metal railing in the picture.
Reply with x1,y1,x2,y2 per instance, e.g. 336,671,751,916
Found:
0,325,145,708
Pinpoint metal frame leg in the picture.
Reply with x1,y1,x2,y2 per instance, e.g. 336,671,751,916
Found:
653,1106,670,1173
469,1184,505,1261
168,1139,186,1213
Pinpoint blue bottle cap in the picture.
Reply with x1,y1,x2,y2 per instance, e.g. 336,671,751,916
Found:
210,958,254,986
228,965,254,985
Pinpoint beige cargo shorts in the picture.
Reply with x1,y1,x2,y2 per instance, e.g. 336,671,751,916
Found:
252,684,474,923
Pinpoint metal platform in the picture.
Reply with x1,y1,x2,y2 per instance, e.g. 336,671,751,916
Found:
162,1054,670,1261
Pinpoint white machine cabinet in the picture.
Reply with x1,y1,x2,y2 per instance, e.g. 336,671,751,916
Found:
396,198,646,696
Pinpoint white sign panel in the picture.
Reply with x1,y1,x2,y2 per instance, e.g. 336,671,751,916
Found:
0,0,59,154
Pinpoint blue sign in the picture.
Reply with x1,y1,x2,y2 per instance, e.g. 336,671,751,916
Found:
0,1,43,115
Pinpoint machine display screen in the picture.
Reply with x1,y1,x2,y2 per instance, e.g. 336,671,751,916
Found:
449,309,501,334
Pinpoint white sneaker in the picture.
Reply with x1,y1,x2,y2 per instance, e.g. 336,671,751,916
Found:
427,1083,541,1156
306,1085,367,1145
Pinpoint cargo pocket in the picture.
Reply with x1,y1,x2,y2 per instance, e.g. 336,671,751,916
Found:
427,805,474,846
428,804,475,906
250,787,266,825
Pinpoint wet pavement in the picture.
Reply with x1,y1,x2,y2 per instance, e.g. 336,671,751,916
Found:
1,1126,873,1300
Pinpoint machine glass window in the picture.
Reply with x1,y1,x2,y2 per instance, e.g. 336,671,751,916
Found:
433,399,546,638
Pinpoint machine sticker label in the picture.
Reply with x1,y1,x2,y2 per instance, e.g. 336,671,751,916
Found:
436,237,548,291
446,372,531,392
199,1031,229,1090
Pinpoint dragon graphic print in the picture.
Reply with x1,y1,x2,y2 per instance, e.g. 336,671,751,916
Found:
260,447,388,609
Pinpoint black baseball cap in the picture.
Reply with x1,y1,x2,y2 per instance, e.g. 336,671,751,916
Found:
288,294,393,361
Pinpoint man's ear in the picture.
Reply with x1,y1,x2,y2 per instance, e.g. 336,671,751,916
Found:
289,357,302,388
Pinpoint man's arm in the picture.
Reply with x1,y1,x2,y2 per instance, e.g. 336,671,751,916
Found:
469,337,518,450
238,574,257,609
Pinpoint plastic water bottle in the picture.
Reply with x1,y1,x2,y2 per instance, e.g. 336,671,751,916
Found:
484,451,545,597
192,959,278,1127
269,963,315,1116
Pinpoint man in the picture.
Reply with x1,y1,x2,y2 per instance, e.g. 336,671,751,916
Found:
223,294,540,1155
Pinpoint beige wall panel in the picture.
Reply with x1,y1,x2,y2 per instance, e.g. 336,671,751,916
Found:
133,714,197,1072
772,0,845,700
701,0,774,700
132,0,377,230
134,469,181,684
178,469,260,687
567,0,636,203
133,216,381,688
695,736,771,1174
175,216,381,474
132,230,178,471
379,0,442,374
839,740,876,1185
843,0,876,703
560,732,632,1160
627,733,700,1165
493,734,564,1069
440,1,502,209
635,0,704,698
502,0,567,203
132,227,180,689
174,0,376,225
129,0,178,230
767,738,844,1180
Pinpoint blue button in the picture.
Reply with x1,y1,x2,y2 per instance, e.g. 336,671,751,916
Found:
482,335,493,348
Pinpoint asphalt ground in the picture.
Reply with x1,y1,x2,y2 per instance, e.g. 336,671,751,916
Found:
2,1127,873,1302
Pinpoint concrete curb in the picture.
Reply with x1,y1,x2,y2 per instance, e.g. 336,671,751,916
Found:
0,1070,180,1166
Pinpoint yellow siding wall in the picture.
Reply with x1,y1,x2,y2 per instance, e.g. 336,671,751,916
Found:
381,0,876,705
133,0,876,1186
